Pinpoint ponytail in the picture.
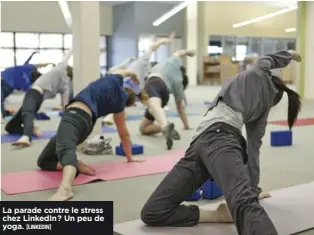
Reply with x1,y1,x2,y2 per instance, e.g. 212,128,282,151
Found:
271,76,302,129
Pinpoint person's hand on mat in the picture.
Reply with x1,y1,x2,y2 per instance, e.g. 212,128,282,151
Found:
288,50,302,62
258,192,272,200
128,158,145,163
78,160,97,176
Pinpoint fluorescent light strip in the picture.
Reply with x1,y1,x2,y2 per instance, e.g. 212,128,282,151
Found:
153,1,191,27
58,0,73,29
285,27,296,33
232,5,298,28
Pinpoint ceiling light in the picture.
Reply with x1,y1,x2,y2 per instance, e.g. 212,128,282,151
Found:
232,5,298,28
58,0,72,28
285,28,296,33
153,1,192,27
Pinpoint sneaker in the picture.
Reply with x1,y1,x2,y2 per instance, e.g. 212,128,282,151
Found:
163,122,174,150
172,129,181,140
83,135,113,155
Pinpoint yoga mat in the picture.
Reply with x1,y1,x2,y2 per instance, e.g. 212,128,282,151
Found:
114,182,314,235
126,112,200,121
1,131,56,143
1,150,184,195
269,118,314,126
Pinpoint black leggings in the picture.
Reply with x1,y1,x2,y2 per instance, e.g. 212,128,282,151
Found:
141,122,277,235
144,76,170,121
1,79,14,117
5,89,43,141
37,107,94,175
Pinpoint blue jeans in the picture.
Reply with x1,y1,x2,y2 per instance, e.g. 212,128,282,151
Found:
1,79,14,117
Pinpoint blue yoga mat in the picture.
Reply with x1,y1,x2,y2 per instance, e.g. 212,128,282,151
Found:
102,126,117,133
126,112,200,121
1,130,56,143
4,112,59,121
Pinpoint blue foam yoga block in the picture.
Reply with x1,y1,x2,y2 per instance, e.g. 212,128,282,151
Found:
202,180,223,200
271,130,292,147
115,143,144,156
186,189,202,201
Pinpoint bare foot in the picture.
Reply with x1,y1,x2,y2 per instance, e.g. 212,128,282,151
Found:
217,203,233,223
78,160,96,176
48,187,74,201
33,126,42,137
11,136,31,148
259,192,271,200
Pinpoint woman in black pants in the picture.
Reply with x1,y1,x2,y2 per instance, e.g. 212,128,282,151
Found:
141,50,302,235
139,75,181,150
37,69,148,201
5,51,73,148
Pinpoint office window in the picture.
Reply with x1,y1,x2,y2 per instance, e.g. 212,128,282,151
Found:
15,49,39,65
0,32,14,47
64,34,72,49
1,32,108,73
39,34,63,48
0,49,15,68
38,49,64,63
15,33,39,48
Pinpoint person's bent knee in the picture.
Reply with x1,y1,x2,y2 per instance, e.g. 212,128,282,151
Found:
141,202,170,226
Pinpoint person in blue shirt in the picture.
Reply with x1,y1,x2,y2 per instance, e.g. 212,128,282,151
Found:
1,52,53,119
36,69,148,201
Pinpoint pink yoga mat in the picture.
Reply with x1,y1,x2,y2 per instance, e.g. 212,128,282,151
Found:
1,150,184,195
269,118,314,126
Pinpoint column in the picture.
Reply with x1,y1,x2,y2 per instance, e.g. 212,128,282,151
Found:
296,1,314,99
72,1,100,95
186,2,198,86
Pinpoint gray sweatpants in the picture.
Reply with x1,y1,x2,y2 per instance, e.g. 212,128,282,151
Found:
141,122,278,235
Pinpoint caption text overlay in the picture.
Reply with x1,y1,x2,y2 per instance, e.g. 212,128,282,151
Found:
0,201,113,235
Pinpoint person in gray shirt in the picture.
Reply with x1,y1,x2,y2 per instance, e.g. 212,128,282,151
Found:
102,36,173,126
5,50,73,148
139,49,195,150
141,50,302,235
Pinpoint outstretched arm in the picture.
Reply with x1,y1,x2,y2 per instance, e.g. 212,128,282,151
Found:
254,50,301,71
173,49,195,58
108,57,136,73
111,69,139,85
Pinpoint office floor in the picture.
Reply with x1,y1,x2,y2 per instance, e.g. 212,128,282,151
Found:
1,85,314,235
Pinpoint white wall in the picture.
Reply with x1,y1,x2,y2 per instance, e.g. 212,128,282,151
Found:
1,1,112,35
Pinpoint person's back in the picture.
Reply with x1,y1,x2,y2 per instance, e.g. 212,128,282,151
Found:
208,50,292,125
33,62,69,99
71,74,127,120
1,64,36,90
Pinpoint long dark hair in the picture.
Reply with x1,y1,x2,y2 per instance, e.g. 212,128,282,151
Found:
271,76,301,129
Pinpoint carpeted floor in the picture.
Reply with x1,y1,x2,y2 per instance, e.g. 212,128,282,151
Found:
1,85,314,235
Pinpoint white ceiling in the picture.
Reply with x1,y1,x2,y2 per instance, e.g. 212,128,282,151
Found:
101,1,180,6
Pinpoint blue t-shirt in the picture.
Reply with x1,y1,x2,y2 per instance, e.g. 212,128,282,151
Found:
1,64,36,91
70,74,128,119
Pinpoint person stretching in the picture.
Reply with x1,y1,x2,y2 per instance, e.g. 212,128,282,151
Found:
141,50,302,235
102,35,174,126
5,50,73,147
139,49,195,150
1,52,52,120
37,69,148,201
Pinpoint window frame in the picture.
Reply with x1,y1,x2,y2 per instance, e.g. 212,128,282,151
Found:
1,31,108,73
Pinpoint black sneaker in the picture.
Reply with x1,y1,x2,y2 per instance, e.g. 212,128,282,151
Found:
163,122,175,150
172,129,181,140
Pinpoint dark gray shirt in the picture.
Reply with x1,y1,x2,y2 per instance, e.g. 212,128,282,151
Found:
204,51,292,191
